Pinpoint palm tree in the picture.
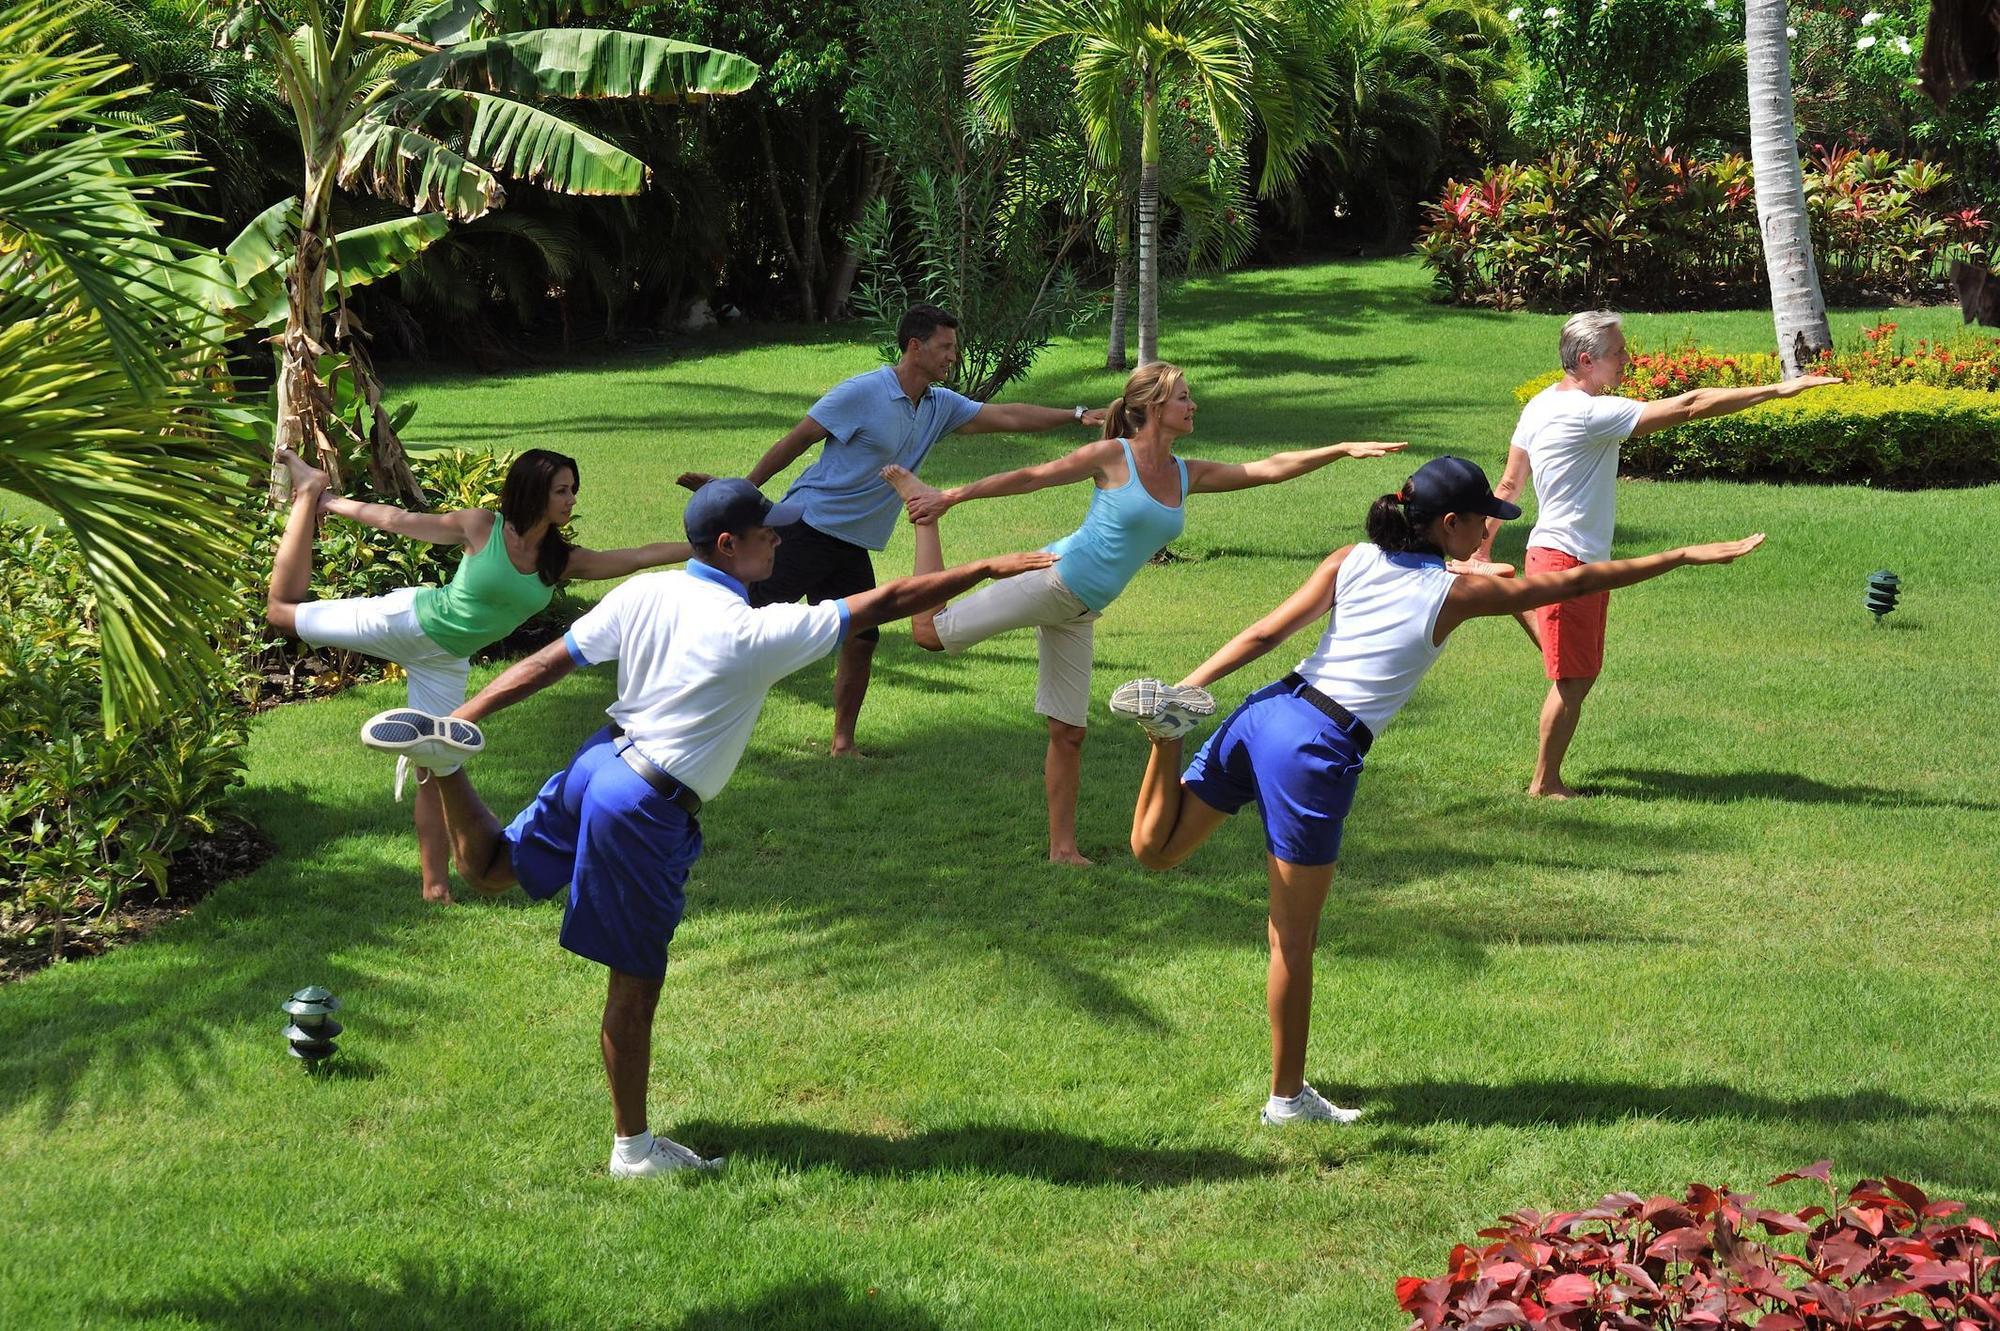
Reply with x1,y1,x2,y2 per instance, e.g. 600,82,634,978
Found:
971,0,1330,365
0,2,256,728
223,0,758,501
1743,0,1832,374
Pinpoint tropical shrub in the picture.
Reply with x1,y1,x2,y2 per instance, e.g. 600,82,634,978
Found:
1507,0,1746,151
1397,1163,2000,1328
0,524,251,961
1513,331,2000,484
1419,140,1989,308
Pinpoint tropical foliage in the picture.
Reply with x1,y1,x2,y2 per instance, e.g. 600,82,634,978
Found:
1418,141,1989,308
1506,0,1746,151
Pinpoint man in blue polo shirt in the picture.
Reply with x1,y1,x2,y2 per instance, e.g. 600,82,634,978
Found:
373,479,1053,1178
679,304,1105,757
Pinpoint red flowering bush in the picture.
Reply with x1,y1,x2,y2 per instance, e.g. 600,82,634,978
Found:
1397,1162,2000,1329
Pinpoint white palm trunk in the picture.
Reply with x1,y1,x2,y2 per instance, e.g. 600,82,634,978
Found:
1744,0,1832,376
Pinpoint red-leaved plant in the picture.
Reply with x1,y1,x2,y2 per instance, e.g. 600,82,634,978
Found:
1396,1163,2000,1329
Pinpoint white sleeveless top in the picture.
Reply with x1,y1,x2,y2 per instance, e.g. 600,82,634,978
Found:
1292,543,1457,737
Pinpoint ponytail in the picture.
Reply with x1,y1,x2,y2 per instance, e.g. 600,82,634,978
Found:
1105,361,1186,441
1102,395,1129,439
1364,487,1443,554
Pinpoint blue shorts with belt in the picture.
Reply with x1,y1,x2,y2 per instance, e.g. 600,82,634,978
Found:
504,724,702,981
1181,678,1368,866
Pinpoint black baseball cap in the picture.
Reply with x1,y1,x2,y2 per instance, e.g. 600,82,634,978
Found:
1402,456,1521,520
682,478,804,545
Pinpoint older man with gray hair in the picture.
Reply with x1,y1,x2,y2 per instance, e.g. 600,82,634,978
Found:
1477,309,1838,798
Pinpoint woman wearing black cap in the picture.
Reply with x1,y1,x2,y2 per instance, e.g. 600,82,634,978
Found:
1108,455,1763,1127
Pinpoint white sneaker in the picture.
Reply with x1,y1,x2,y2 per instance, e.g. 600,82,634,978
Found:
609,1135,725,1178
1110,678,1217,740
362,708,483,772
1260,1084,1364,1126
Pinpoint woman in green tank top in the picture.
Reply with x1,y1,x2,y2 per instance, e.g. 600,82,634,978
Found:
265,446,690,903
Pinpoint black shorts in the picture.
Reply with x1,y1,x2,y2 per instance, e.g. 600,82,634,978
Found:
750,520,880,642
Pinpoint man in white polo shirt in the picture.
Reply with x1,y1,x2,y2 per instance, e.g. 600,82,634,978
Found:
387,479,1053,1178
1479,310,1838,798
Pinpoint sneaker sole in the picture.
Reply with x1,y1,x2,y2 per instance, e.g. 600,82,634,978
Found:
362,709,484,756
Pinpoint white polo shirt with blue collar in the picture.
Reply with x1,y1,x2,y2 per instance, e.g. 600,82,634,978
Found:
562,561,849,802
781,365,984,551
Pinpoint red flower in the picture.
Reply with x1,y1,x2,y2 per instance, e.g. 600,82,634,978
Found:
1651,373,1668,389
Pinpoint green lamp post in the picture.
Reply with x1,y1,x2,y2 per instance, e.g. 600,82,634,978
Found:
283,985,342,1073
1865,570,1900,624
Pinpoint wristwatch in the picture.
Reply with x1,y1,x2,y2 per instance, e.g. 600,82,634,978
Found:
1073,404,1086,421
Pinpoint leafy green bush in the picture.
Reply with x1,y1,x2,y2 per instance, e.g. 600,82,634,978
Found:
0,524,250,960
1513,364,2000,486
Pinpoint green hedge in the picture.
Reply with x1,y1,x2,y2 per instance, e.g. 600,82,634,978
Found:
1512,374,2000,486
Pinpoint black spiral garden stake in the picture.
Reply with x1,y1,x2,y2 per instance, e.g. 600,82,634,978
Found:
283,985,342,1073
1865,570,1900,624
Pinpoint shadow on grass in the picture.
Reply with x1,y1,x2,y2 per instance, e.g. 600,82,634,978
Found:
674,1118,1275,1188
674,1281,946,1331
1354,1079,1924,1127
1590,767,1999,811
116,1260,541,1331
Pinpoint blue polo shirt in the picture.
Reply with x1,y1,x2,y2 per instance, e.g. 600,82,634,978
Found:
780,366,983,551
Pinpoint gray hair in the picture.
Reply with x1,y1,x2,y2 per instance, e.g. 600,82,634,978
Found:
1559,310,1624,374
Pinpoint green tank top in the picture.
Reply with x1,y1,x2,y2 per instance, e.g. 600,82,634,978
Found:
411,513,557,659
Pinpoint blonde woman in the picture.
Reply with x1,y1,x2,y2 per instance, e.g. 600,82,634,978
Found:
881,362,1403,864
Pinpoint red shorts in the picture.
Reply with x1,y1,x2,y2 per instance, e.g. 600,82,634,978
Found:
1527,546,1607,680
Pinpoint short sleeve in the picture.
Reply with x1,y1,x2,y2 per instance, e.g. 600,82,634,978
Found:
564,579,638,666
1587,395,1645,445
934,387,983,436
807,374,874,445
745,599,847,683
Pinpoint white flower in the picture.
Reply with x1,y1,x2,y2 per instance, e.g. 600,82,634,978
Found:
1860,10,1883,24
1896,35,1912,53
1507,5,1523,17
1543,5,1560,16
1786,24,1797,37
1703,0,1716,9
1856,33,1878,49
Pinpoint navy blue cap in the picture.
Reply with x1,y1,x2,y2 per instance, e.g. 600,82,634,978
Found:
683,478,804,545
1402,456,1521,521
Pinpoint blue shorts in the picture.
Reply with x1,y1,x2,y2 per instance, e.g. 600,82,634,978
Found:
504,724,703,981
1181,679,1367,866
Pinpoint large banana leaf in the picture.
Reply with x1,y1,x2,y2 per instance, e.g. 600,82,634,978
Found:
385,88,646,195
171,202,453,330
397,0,632,46
394,29,758,104
339,117,505,220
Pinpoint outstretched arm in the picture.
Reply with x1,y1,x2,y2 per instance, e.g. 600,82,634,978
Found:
843,551,1058,634
1475,446,1532,562
323,495,485,546
1184,441,1407,494
1632,376,1841,437
1435,534,1766,639
678,416,830,491
1179,547,1353,690
958,402,1107,434
899,440,1117,524
451,639,578,724
562,542,693,581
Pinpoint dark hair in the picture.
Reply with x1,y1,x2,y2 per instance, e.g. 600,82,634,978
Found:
897,304,959,352
1364,487,1445,555
500,448,579,585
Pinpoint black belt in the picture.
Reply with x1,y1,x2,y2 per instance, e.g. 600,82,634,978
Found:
607,724,702,817
1280,672,1374,755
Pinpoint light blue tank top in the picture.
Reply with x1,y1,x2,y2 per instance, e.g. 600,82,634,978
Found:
1045,439,1189,612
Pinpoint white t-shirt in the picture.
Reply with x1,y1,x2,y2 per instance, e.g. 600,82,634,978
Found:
1294,543,1458,737
562,563,848,801
1512,384,1645,563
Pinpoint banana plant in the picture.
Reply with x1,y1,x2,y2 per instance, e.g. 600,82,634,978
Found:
221,0,757,502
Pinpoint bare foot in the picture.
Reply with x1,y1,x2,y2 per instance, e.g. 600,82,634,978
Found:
277,446,329,499
1527,782,1582,800
1048,848,1095,866
421,882,454,904
880,465,948,524
829,741,869,760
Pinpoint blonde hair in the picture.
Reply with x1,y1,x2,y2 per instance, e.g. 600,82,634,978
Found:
1103,361,1187,438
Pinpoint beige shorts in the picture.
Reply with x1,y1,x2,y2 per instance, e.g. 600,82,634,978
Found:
294,586,472,716
934,566,1101,727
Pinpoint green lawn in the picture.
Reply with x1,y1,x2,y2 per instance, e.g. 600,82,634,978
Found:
4,258,1996,1329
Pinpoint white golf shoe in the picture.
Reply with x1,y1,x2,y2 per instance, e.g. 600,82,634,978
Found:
1109,678,1216,741
1260,1083,1365,1127
609,1135,725,1178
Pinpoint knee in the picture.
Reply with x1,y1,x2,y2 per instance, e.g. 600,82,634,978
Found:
1049,721,1087,752
263,599,292,633
1131,840,1181,872
604,974,662,1026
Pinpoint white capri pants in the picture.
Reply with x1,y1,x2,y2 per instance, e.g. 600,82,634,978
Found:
933,566,1102,727
293,586,472,716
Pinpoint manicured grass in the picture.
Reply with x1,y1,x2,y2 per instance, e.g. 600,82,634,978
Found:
3,258,1997,1329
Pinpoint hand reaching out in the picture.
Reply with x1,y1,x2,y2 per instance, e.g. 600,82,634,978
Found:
1679,532,1766,565
1775,375,1842,397
987,550,1059,578
1080,407,1108,429
676,471,717,492
1338,441,1408,459
1446,557,1516,578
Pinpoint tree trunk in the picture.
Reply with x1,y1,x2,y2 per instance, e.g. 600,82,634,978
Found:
753,102,816,322
1107,199,1132,371
1137,86,1161,366
824,147,884,320
1745,0,1833,376
274,159,342,504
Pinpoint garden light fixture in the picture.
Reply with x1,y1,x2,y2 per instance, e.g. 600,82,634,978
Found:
283,985,342,1073
1865,570,1900,623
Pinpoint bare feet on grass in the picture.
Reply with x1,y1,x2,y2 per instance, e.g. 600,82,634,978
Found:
1049,847,1094,867
880,465,949,525
1527,781,1582,800
422,883,454,904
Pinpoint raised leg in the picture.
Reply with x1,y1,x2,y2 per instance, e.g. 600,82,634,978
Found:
1045,719,1091,866
881,464,946,651
1530,675,1597,799
1265,855,1336,1098
1129,736,1231,871
601,968,663,1138
264,448,330,636
830,634,876,756
412,777,454,903
425,769,517,894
